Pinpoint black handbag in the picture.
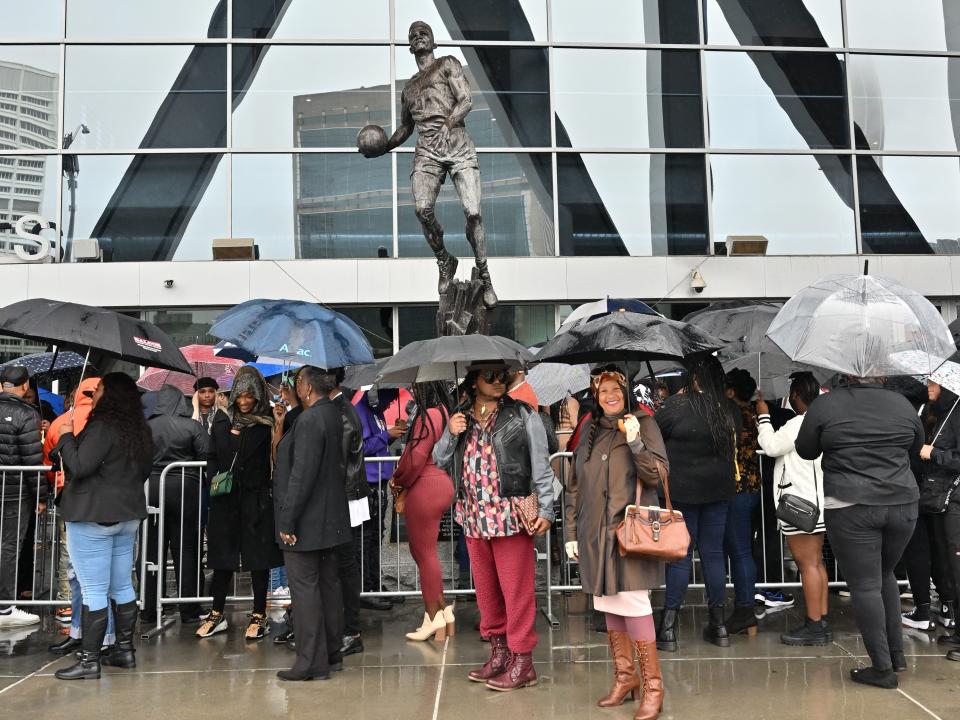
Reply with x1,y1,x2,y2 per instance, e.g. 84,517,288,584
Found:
775,466,821,534
919,474,960,514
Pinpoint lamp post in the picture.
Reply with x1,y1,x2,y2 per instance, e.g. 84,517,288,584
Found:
62,123,90,260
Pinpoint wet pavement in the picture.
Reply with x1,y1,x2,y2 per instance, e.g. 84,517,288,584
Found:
1,593,957,719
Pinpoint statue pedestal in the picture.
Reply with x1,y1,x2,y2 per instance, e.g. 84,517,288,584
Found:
436,267,491,337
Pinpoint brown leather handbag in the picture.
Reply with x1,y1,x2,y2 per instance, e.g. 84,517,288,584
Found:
514,492,541,535
616,459,690,561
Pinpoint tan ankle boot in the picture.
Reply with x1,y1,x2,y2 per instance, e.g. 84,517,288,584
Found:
405,611,446,642
598,630,641,707
634,639,664,720
443,605,455,637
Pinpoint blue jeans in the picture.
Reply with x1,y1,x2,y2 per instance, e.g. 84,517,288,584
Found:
724,492,760,608
67,559,115,642
65,520,140,612
664,500,729,609
270,566,288,591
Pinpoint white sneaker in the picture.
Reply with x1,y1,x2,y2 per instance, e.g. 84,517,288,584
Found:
0,607,41,628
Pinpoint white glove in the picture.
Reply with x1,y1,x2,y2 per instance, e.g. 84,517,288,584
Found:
623,414,641,444
565,541,579,560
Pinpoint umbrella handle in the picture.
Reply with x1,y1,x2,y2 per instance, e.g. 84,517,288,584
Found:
72,348,91,410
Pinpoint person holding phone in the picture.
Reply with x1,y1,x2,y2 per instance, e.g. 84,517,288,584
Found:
563,367,669,720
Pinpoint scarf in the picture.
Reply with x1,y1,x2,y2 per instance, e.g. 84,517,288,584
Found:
226,366,274,430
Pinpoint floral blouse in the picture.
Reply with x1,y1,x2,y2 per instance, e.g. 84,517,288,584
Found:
735,402,761,493
454,407,522,539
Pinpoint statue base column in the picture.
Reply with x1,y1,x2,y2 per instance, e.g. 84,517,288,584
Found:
436,267,491,337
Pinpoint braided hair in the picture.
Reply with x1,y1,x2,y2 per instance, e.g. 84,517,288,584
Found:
407,381,451,450
585,366,636,462
682,355,734,460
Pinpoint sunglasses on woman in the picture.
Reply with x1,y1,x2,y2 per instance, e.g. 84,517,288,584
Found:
479,369,509,384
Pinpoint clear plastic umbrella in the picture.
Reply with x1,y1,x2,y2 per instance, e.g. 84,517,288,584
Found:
766,274,956,378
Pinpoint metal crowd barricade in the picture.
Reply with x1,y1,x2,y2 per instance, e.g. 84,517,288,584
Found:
0,465,68,610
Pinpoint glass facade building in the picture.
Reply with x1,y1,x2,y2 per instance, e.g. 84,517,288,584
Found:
1,1,958,346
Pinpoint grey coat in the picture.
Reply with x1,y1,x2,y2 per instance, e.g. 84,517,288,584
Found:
564,414,668,596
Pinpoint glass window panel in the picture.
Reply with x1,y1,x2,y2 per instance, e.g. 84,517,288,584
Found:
396,153,553,257
710,154,854,254
552,0,698,44
554,49,702,149
705,0,843,48
857,156,960,254
65,46,227,150
232,46,391,149
706,51,848,149
394,46,550,148
850,55,960,152
60,154,228,262
0,46,60,151
234,0,389,40
142,308,224,346
0,154,59,260
399,303,554,346
0,2,61,39
847,0,960,52
233,153,393,260
557,153,707,256
336,306,394,358
395,0,547,42
67,0,225,38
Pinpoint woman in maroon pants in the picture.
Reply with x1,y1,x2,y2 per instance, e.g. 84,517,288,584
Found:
390,382,455,641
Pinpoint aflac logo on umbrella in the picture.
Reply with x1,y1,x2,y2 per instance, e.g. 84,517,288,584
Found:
279,344,311,358
134,336,162,353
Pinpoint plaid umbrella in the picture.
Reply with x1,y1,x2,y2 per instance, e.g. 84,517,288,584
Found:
136,344,243,395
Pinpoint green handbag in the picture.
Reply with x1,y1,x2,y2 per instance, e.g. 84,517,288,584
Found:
209,451,238,497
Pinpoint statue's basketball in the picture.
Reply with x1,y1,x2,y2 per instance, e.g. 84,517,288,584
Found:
357,125,388,157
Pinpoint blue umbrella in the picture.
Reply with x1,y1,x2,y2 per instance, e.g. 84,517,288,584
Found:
39,388,65,415
211,299,374,368
0,350,87,380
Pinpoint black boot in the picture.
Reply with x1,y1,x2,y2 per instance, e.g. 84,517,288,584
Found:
48,635,82,656
102,600,139,669
937,601,960,647
656,608,679,652
725,606,758,636
781,617,830,646
703,606,730,647
55,606,108,680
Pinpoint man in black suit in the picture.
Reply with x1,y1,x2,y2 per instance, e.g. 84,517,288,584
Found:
273,366,351,681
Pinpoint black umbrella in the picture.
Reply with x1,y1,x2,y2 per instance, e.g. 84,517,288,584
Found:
342,358,406,391
377,335,535,384
0,299,192,374
0,350,89,381
537,312,723,365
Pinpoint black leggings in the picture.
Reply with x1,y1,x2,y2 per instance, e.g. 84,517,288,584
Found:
826,502,917,671
901,513,955,606
210,569,269,615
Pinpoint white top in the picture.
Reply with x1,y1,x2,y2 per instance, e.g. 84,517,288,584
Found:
757,413,825,529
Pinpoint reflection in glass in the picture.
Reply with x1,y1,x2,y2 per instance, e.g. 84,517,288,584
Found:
397,153,553,257
554,49,702,149
337,306,394,358
67,0,225,38
399,304,554,347
710,154,854,254
65,46,227,150
235,0,389,40
858,156,960,254
234,153,392,260
705,0,843,48
395,0,547,41
0,1,62,39
142,309,224,346
0,47,60,151
232,45,391,149
557,153,707,256
394,46,550,148
847,0,960,52
0,155,58,259
60,154,228,262
850,55,960,152
552,0,699,44
706,51,848,149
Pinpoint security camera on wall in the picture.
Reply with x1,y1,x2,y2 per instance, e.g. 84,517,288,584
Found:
690,269,707,294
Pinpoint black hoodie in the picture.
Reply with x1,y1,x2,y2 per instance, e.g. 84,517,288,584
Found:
148,385,210,481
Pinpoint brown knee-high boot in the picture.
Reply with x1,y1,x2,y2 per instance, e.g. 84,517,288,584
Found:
634,639,664,720
598,630,641,707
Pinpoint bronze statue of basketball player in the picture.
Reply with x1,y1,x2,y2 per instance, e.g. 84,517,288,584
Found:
360,21,497,308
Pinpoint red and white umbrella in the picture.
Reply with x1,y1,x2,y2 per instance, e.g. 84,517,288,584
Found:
137,344,244,395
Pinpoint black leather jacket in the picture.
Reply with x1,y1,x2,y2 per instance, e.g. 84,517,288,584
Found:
333,393,370,501
433,396,555,521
